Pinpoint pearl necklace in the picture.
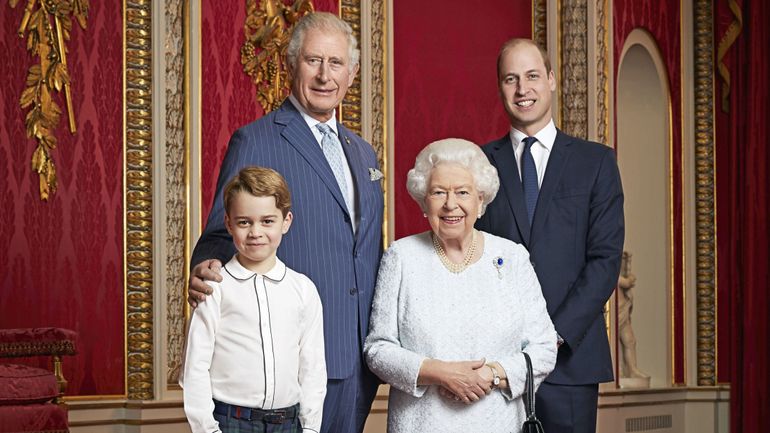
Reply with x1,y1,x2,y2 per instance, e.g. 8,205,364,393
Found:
432,230,477,274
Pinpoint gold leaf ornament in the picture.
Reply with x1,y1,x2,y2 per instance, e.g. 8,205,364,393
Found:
241,0,314,113
10,0,89,200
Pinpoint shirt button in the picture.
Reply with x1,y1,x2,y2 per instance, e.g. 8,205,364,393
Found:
350,287,358,296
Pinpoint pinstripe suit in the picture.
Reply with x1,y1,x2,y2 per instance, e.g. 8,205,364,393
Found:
192,99,384,433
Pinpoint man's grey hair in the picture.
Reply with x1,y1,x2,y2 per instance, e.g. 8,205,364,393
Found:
407,138,500,215
286,12,360,72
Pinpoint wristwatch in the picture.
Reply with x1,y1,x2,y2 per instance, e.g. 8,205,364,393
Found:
487,364,501,388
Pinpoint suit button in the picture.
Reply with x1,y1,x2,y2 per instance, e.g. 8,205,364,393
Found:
350,287,358,296
530,260,536,268
344,214,351,223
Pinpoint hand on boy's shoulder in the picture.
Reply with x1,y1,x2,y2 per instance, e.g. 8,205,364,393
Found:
188,259,223,308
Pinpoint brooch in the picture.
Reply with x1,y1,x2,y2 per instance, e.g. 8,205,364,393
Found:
493,256,504,279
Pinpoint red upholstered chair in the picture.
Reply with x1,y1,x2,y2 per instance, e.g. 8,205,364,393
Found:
0,328,77,433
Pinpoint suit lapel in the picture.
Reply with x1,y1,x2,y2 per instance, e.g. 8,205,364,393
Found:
489,134,531,245
275,101,351,217
530,130,572,247
338,124,370,240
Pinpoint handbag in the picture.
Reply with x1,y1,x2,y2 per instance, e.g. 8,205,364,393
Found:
522,352,545,433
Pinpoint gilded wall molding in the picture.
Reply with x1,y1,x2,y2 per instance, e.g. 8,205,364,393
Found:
559,0,589,139
241,0,314,113
340,0,362,137
164,0,187,386
368,0,385,170
533,0,547,49
10,0,89,200
125,0,154,400
693,0,717,386
595,0,609,145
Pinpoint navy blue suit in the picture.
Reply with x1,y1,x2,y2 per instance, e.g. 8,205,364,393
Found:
476,130,624,432
192,100,383,433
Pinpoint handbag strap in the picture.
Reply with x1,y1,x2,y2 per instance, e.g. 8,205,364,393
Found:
523,351,536,417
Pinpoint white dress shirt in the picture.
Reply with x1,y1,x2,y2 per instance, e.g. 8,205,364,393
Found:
181,256,326,433
288,94,357,233
510,119,558,188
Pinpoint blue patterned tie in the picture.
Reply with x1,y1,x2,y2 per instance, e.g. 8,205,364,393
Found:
316,123,352,213
521,136,539,226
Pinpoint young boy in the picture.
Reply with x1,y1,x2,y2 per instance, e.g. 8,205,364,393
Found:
182,166,326,433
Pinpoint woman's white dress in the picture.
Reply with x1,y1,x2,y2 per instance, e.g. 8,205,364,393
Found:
364,231,557,433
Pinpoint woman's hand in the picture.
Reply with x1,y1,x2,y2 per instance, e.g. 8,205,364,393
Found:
418,358,492,404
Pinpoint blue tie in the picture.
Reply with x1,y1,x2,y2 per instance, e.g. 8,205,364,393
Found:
521,136,539,226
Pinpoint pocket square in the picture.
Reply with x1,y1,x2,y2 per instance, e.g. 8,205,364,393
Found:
369,168,384,181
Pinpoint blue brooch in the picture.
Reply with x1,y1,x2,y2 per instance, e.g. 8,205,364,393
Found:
493,256,504,279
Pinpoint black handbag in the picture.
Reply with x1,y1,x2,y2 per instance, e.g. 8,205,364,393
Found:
522,352,545,433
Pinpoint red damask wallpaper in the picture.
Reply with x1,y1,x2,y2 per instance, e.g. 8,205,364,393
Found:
0,3,124,395
200,0,339,225
392,0,532,239
613,0,685,384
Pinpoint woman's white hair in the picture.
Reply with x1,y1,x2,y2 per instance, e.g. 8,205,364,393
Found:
406,138,500,215
286,12,360,73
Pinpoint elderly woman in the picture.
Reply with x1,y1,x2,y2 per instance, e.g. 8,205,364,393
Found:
364,138,557,432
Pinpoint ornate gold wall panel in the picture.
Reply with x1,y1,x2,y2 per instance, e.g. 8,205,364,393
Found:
596,0,609,145
241,0,314,113
533,0,547,49
164,0,187,386
340,0,362,137
368,0,386,173
125,0,154,400
559,0,588,139
693,0,717,386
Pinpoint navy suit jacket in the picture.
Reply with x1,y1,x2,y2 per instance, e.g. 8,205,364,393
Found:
476,129,624,385
192,100,384,380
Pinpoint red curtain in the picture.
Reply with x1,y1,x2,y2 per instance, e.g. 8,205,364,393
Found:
716,1,770,432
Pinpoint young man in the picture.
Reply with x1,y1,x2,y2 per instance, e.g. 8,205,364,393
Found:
476,39,625,433
182,167,326,433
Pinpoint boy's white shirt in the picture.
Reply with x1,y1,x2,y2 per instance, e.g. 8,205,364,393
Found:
180,256,326,433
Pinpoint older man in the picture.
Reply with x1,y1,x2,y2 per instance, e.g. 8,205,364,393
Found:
188,12,383,433
476,38,624,433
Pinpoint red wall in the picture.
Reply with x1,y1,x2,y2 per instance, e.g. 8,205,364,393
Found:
392,0,532,239
613,0,685,384
0,3,125,395
200,0,339,224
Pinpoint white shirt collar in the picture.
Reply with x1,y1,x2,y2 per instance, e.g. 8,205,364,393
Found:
509,119,557,151
223,255,287,282
288,94,338,135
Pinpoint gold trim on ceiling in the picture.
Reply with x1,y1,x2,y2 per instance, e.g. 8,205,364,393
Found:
693,0,717,386
125,0,154,400
10,0,90,200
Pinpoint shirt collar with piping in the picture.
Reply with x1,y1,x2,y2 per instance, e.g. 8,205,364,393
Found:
223,255,287,282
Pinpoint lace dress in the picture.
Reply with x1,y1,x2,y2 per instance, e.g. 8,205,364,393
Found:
364,231,557,433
